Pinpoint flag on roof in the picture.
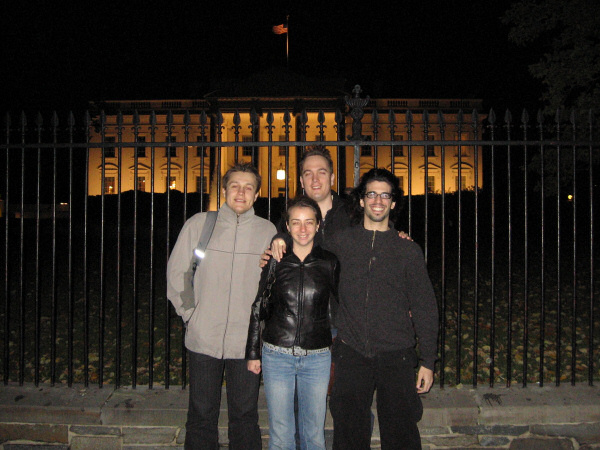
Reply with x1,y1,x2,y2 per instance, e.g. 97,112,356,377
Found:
272,23,288,34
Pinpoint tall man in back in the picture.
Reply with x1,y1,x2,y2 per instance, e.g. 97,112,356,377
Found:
269,147,352,254
327,168,439,449
267,146,410,267
167,162,277,449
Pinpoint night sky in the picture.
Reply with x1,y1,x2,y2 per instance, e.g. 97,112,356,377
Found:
3,1,544,115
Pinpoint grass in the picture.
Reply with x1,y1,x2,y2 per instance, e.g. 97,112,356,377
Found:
1,190,599,387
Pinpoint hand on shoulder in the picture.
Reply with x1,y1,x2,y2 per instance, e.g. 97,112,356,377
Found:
398,230,413,241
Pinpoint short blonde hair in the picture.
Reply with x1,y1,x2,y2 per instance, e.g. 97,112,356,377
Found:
223,162,261,192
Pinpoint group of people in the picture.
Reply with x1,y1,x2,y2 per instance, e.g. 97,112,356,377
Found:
167,148,439,450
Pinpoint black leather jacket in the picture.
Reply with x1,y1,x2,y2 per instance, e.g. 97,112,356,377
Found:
245,246,339,360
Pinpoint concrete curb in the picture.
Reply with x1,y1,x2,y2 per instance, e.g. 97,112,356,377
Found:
1,383,599,448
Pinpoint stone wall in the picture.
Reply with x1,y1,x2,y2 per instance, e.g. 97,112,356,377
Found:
1,384,599,449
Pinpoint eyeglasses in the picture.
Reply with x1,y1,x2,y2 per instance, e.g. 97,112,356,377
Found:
364,191,393,200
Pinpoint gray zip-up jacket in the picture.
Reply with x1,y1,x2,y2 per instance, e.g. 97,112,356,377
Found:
167,203,276,359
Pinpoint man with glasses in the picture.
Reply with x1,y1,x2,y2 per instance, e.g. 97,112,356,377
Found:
326,168,438,450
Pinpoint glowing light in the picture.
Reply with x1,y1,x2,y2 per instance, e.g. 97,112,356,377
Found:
567,194,573,202
276,164,286,180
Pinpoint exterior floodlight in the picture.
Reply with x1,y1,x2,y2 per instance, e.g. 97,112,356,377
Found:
276,164,285,180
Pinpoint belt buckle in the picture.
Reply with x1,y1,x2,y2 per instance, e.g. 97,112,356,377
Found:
292,346,307,356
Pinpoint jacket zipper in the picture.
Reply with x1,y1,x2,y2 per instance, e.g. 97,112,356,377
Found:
365,230,376,357
319,214,327,241
319,200,332,240
221,215,239,354
294,263,305,346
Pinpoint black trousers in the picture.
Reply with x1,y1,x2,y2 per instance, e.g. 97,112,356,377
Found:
185,351,262,450
330,341,423,450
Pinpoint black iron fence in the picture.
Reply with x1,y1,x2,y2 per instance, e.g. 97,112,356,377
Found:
1,105,599,390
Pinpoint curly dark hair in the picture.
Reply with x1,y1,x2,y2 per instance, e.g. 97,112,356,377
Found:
350,168,404,224
282,195,323,226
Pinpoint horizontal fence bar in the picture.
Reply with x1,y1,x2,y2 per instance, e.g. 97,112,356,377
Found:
3,140,600,150
0,107,598,391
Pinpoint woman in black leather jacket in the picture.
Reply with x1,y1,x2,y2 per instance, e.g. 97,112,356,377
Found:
246,195,339,450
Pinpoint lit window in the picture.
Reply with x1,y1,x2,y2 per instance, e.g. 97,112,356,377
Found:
167,176,177,190
455,175,467,191
427,176,435,193
279,135,288,157
103,176,116,194
135,136,146,158
454,133,470,156
165,136,178,157
393,136,405,157
361,135,372,156
137,176,146,192
242,136,253,157
196,135,208,157
425,134,436,157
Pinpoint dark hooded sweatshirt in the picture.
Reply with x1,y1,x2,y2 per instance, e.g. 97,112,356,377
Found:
326,224,439,370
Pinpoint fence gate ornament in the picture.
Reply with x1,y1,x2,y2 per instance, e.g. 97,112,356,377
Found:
345,84,370,185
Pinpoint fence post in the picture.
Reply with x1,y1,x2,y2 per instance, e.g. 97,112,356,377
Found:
345,85,369,186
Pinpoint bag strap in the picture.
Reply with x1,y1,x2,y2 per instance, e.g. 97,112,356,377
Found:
193,211,218,261
181,211,219,313
266,256,277,285
260,257,278,314
260,257,278,299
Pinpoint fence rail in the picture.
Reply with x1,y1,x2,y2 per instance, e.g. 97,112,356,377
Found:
1,105,599,390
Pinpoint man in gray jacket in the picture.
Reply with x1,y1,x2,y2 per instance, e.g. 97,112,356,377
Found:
167,162,277,449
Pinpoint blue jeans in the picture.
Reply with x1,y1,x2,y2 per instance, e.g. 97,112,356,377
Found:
262,344,331,450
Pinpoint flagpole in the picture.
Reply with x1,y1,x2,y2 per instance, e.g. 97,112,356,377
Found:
286,15,289,69
272,18,289,67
